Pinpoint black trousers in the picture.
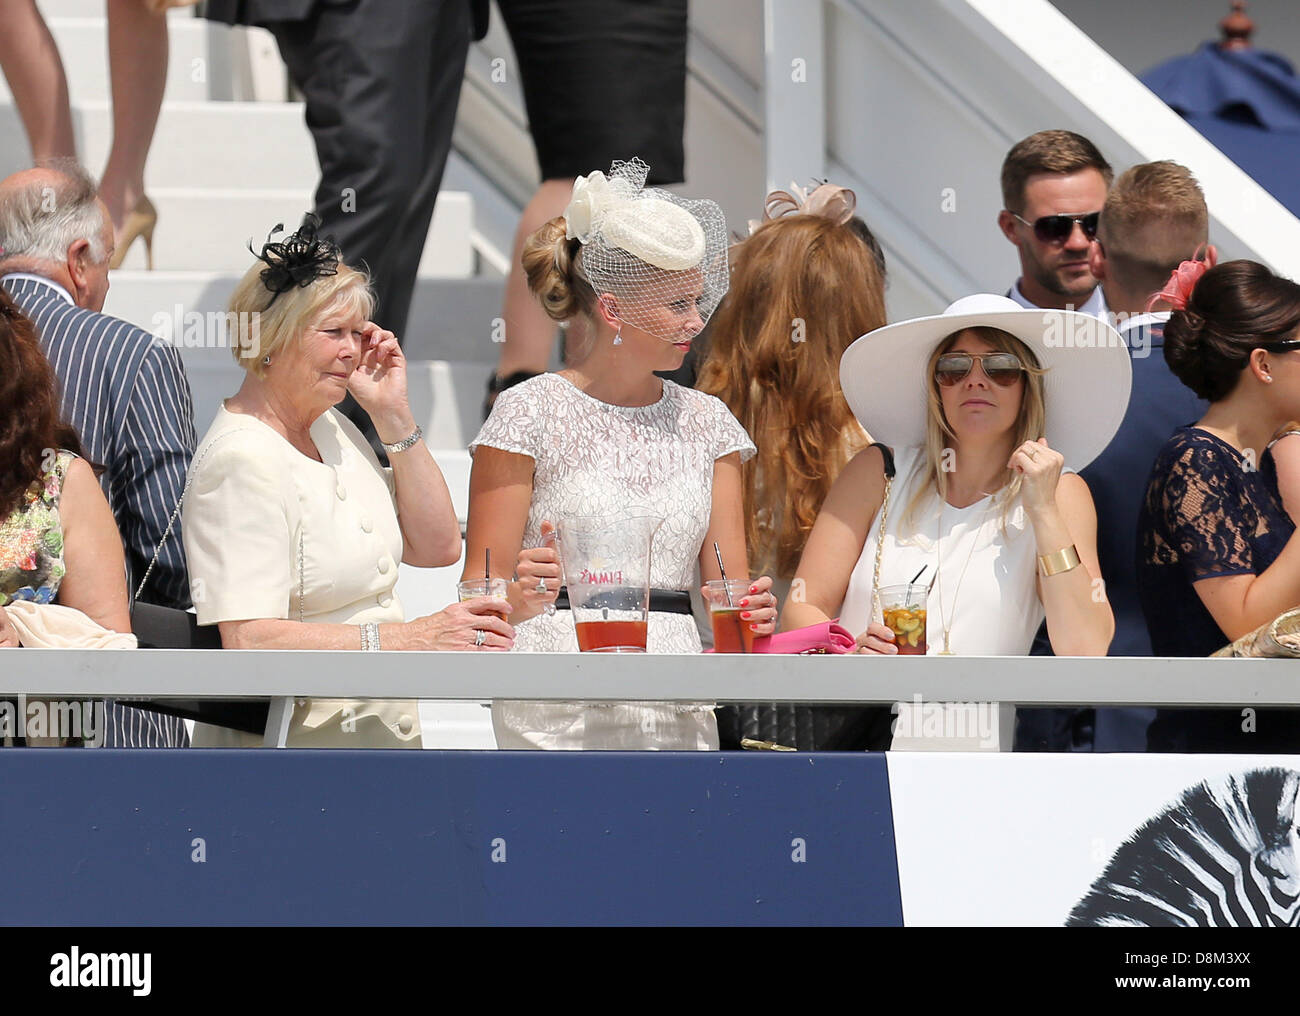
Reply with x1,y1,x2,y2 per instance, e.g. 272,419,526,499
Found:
268,0,472,438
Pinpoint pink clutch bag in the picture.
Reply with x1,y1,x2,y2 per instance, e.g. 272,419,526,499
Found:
750,621,857,655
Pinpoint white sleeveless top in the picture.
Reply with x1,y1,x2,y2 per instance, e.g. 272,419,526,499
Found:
839,446,1050,751
839,445,1045,655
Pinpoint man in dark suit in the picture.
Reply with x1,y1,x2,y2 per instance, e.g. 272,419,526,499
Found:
205,0,488,449
204,0,489,445
1015,161,1210,752
0,161,195,747
1082,162,1210,749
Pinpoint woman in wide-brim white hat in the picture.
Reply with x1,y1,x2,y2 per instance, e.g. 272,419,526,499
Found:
783,293,1131,662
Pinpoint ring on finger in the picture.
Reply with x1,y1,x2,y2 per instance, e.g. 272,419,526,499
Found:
474,629,486,648
536,578,548,595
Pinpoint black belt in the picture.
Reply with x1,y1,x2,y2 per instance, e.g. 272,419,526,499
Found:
554,587,693,615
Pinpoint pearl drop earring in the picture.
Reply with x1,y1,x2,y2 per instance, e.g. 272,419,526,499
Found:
613,327,623,346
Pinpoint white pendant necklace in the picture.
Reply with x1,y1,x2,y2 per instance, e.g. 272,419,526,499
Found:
933,496,994,655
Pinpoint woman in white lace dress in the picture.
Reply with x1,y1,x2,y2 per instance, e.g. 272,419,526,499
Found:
465,160,778,750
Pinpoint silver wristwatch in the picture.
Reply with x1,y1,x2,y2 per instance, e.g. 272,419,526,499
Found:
381,424,423,454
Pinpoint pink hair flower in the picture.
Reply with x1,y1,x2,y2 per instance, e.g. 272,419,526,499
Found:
1150,244,1218,311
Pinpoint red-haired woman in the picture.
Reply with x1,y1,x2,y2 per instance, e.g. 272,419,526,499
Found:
696,184,889,750
0,288,129,647
698,184,887,596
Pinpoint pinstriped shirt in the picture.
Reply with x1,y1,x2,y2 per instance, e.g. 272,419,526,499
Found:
3,274,195,747
3,275,196,607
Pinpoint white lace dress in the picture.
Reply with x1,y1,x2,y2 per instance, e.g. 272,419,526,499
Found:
470,373,756,750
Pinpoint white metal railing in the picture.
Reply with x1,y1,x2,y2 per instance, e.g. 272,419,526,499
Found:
9,651,1299,706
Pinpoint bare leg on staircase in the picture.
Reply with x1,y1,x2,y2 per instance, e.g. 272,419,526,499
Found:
100,0,168,266
0,0,75,162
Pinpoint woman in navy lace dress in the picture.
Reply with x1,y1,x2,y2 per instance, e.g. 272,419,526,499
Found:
1138,260,1300,751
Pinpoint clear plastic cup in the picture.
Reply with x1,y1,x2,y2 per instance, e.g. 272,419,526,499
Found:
703,579,756,653
457,578,509,621
877,583,927,655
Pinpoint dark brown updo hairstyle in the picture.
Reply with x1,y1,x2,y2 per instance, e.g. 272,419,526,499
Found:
1164,260,1300,402
0,288,84,519
520,216,599,324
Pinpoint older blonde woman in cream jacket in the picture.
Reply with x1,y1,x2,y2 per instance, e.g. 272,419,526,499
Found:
183,219,513,747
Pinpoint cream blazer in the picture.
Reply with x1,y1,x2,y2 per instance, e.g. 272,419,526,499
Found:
183,404,420,747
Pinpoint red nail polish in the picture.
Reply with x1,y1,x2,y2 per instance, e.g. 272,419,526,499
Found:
740,598,750,607
740,611,751,619
749,585,758,594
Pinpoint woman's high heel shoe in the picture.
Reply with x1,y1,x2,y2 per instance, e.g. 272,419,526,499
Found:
109,196,157,271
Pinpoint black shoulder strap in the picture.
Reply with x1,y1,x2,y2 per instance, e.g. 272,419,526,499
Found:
870,441,896,479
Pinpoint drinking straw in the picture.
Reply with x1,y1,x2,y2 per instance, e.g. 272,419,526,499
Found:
713,541,734,607
906,565,927,603
485,548,490,583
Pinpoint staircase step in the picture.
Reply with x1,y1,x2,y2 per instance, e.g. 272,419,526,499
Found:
103,272,504,359
37,0,200,19
0,99,310,188
0,15,248,105
100,187,472,275
18,100,316,191
1,103,474,273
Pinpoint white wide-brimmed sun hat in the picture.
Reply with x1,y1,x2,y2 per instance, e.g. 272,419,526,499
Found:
839,294,1132,471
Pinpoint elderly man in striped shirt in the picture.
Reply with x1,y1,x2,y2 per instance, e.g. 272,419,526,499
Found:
0,161,194,747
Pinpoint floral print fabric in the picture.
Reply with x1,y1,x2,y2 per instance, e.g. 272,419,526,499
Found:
0,450,74,607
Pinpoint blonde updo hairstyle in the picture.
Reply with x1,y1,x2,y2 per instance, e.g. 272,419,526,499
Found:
227,259,375,378
520,215,601,327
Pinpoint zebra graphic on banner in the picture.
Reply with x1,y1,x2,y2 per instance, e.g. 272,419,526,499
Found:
1069,768,1300,927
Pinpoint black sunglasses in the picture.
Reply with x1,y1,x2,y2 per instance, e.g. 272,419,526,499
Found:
1012,211,1100,245
935,352,1025,387
1259,339,1300,353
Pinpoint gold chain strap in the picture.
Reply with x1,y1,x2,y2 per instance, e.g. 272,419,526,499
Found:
869,464,895,625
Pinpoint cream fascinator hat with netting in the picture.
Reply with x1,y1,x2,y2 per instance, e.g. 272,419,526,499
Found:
563,158,729,340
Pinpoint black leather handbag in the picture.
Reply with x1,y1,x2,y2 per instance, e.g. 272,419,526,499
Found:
715,703,895,751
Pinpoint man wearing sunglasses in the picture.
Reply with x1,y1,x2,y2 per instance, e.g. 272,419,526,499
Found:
996,130,1113,318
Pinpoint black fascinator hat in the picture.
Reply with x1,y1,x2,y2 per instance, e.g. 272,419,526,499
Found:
248,214,342,307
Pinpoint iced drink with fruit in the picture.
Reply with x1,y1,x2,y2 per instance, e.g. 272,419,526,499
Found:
876,583,927,655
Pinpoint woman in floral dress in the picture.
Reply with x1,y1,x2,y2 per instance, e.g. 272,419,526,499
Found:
0,289,130,647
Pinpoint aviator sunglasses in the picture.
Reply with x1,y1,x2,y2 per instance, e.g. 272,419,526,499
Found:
1011,210,1100,245
935,352,1025,387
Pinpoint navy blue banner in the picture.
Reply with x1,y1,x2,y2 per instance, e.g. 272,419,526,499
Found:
0,750,902,926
